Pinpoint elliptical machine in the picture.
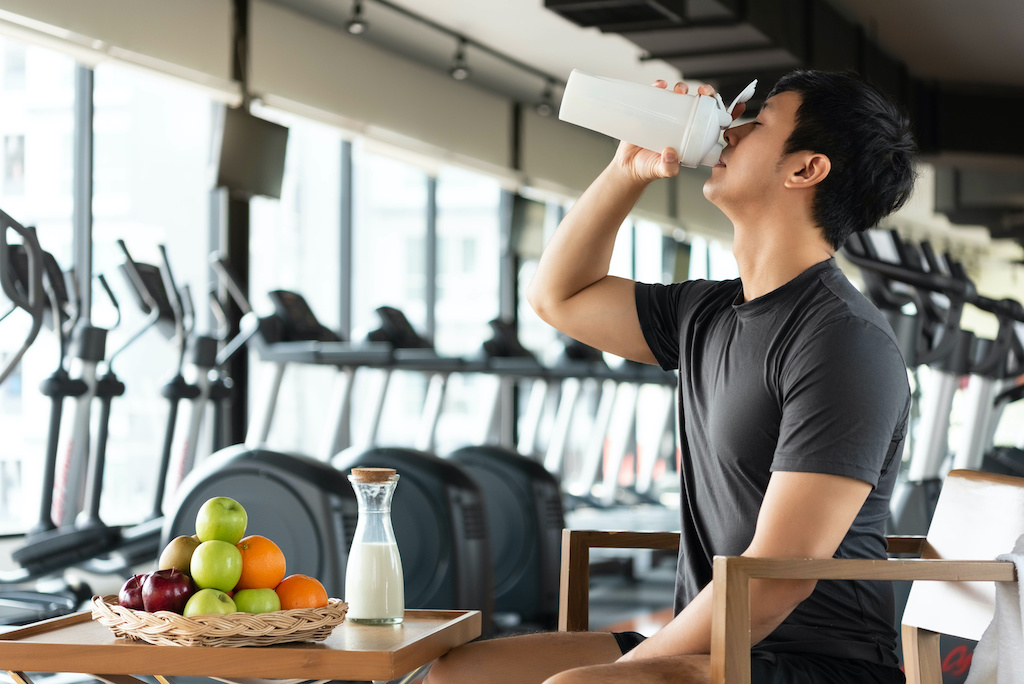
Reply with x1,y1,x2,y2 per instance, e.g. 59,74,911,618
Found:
0,209,87,624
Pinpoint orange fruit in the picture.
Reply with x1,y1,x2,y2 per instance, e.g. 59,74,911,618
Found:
234,535,287,590
275,574,329,610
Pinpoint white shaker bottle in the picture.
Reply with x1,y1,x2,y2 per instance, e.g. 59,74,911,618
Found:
558,69,757,168
345,467,404,624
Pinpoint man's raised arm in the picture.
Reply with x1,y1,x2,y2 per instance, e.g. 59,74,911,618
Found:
525,151,667,365
525,85,692,364
526,81,739,365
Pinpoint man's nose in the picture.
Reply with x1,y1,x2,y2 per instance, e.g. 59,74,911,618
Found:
723,122,753,146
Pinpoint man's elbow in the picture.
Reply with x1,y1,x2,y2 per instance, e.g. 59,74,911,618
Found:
753,578,817,622
791,578,817,606
775,578,817,608
525,278,556,324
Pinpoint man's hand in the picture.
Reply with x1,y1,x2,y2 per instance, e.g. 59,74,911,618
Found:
612,81,747,184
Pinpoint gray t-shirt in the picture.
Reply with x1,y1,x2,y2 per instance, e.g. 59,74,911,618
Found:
635,258,910,666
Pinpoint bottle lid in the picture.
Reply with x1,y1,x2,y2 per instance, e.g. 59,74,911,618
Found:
680,79,757,168
350,467,398,482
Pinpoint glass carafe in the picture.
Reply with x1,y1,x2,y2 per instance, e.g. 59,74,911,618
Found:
345,467,404,624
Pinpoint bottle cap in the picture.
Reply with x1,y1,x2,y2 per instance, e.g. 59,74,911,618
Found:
683,79,757,168
350,467,398,482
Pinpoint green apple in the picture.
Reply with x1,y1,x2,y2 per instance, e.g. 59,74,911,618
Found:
233,588,281,614
158,535,201,573
190,540,243,592
183,588,236,617
195,497,247,544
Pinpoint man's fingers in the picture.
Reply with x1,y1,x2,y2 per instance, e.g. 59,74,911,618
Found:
654,81,718,97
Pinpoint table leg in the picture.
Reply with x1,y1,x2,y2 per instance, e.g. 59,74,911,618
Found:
6,672,34,684
209,678,329,684
90,675,150,684
385,663,431,684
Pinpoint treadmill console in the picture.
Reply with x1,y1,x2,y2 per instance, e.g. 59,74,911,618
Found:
368,306,431,349
267,290,342,343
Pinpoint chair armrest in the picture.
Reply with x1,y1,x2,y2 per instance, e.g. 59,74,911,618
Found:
709,556,1017,684
558,532,929,633
559,530,679,632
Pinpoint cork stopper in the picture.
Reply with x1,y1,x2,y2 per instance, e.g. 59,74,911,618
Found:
350,467,397,483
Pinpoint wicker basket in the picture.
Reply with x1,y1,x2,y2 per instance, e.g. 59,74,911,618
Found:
91,595,348,647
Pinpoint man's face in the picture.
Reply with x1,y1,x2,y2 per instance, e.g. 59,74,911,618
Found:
702,90,802,214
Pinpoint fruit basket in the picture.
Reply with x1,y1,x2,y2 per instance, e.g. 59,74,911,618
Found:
91,595,348,647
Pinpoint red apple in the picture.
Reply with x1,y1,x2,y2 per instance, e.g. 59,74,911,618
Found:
118,573,149,610
142,568,196,613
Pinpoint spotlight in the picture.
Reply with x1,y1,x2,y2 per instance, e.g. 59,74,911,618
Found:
535,80,555,117
346,0,368,35
449,38,470,81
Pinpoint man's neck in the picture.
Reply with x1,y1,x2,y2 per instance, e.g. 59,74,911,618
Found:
731,219,834,302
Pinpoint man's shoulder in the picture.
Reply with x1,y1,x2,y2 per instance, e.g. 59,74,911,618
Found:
638,277,740,316
810,266,900,342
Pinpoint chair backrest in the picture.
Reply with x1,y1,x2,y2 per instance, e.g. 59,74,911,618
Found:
903,469,1024,640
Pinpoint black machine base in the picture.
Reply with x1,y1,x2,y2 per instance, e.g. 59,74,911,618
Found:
448,444,563,629
162,445,358,599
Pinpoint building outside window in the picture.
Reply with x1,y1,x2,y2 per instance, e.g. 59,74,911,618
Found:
249,106,343,457
3,41,26,90
3,134,25,195
0,37,75,534
350,146,430,448
89,63,215,525
433,165,501,453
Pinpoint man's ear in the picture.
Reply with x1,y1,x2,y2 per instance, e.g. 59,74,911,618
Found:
784,152,830,189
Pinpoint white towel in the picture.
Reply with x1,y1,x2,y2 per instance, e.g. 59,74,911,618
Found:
965,534,1024,684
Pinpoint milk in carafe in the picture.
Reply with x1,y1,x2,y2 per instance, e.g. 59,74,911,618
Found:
345,467,404,624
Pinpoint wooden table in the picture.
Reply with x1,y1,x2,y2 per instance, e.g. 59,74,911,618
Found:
0,608,480,684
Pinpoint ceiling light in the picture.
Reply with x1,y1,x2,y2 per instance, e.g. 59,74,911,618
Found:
449,38,470,81
346,0,368,35
535,80,555,117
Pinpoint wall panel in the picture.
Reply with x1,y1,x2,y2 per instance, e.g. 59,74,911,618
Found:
0,0,236,99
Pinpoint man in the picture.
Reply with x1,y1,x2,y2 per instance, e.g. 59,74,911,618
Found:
426,69,916,684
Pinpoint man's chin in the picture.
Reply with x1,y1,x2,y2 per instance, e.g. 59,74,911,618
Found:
702,178,718,203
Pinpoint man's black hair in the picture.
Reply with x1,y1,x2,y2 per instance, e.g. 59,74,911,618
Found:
766,70,917,251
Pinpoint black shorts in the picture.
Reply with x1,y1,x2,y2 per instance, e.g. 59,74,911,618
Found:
611,632,906,684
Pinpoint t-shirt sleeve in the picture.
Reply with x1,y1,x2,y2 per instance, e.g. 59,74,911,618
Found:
771,318,910,487
634,281,687,371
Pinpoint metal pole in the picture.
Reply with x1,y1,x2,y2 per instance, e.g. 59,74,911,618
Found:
425,175,437,343
72,65,94,322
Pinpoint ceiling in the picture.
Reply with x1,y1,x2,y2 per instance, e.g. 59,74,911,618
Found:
270,0,1024,101
267,0,1024,254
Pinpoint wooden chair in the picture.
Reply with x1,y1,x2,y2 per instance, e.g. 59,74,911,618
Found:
559,469,1023,684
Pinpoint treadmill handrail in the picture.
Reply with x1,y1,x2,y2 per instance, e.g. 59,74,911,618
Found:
111,241,163,365
846,233,1024,375
210,253,253,315
157,244,190,374
844,233,972,367
843,236,976,301
0,209,44,386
